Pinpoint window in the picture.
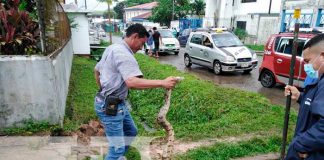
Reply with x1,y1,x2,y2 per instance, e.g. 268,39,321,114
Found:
275,38,306,56
190,34,202,45
237,21,246,30
202,35,212,48
242,0,256,2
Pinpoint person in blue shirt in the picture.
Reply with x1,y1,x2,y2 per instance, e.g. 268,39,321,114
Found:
146,30,154,56
284,34,324,160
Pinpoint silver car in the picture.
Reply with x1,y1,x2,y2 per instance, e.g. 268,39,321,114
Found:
184,30,258,75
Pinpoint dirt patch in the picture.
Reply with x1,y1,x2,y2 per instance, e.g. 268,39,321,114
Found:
143,134,262,159
233,153,279,160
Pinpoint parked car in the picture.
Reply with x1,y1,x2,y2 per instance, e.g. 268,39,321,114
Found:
258,32,318,88
184,30,258,74
178,28,209,47
157,29,180,55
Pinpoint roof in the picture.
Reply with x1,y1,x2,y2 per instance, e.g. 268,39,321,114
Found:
132,12,152,19
125,2,158,10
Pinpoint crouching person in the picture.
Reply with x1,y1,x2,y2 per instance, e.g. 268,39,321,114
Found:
94,24,178,160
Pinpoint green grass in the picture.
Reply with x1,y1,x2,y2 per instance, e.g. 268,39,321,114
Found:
64,55,297,139
1,54,297,158
174,136,282,160
246,44,265,51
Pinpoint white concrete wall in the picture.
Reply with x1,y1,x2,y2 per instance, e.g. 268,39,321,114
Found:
70,13,90,55
0,40,73,128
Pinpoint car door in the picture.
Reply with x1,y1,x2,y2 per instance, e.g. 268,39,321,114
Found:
274,37,305,85
178,29,187,45
188,33,203,65
200,35,214,67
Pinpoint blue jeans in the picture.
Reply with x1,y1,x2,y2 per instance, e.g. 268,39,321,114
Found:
95,100,138,160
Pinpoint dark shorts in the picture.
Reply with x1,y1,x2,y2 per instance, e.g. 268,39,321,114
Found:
154,42,159,52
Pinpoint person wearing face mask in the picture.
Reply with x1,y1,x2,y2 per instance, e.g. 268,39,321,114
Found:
284,34,324,160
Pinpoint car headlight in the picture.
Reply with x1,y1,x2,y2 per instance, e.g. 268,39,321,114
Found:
252,53,257,60
226,56,235,62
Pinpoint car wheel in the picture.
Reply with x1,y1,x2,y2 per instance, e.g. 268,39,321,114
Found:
174,51,179,55
184,54,192,67
243,69,252,74
213,61,222,75
260,70,276,88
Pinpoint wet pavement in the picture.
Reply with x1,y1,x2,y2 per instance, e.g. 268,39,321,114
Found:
156,48,299,109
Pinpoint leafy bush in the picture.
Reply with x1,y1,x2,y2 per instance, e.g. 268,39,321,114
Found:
0,0,40,55
234,28,248,40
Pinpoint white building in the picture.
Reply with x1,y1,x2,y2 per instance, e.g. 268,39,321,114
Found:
124,2,158,23
204,0,281,44
280,0,324,32
63,4,91,55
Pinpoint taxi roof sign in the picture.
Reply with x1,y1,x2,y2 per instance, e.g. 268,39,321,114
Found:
294,8,301,19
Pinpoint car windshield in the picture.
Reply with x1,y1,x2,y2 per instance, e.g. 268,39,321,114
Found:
159,30,175,38
212,33,243,47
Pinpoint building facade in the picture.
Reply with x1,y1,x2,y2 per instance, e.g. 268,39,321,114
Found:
204,0,281,44
124,2,158,23
280,0,324,32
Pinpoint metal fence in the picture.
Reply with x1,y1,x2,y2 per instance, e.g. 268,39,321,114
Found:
39,0,71,57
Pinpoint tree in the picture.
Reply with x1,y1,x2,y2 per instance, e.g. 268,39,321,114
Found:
113,1,125,20
191,0,205,18
97,0,116,43
150,0,172,26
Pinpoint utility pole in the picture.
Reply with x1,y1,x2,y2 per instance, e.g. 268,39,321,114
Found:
107,0,112,44
172,0,175,21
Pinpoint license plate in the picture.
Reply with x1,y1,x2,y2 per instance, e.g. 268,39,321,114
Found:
241,62,250,67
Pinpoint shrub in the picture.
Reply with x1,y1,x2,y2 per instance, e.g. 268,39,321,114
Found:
0,0,40,55
234,28,248,41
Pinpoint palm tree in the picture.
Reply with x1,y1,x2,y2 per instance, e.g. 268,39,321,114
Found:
191,0,205,18
97,0,116,43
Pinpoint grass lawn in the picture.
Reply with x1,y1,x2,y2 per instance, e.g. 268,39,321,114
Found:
1,54,298,159
246,44,265,52
65,54,297,159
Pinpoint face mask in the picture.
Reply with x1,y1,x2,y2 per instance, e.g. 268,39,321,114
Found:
304,55,323,79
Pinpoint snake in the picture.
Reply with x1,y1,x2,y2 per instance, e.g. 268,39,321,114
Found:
157,77,184,160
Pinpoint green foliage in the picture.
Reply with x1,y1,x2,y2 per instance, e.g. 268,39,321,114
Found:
234,28,248,40
246,44,265,52
0,0,40,55
174,136,283,159
150,0,173,26
64,56,99,132
191,0,205,18
100,40,111,46
113,2,126,20
125,146,142,160
0,120,59,136
67,15,79,29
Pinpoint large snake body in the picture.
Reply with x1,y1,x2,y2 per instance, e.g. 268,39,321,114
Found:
157,77,183,160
